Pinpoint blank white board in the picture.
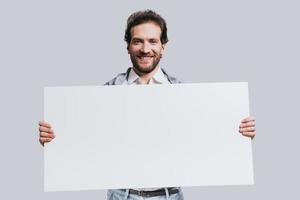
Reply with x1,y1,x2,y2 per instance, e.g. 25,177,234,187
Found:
44,83,253,192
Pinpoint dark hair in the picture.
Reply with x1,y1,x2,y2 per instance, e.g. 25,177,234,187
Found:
124,10,168,46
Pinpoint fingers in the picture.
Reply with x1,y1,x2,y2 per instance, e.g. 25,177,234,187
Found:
39,125,54,133
39,121,52,128
39,133,55,145
239,126,255,132
40,131,55,138
39,137,54,146
239,117,255,132
241,116,255,123
240,131,255,139
39,121,55,146
239,116,256,139
239,121,255,128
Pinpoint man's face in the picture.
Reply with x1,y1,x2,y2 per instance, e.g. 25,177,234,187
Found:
128,22,165,74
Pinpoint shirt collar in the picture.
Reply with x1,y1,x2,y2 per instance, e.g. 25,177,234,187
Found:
127,67,169,85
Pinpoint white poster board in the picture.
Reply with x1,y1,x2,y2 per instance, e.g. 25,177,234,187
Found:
44,83,253,192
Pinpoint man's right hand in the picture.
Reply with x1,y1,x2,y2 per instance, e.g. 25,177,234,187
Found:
39,121,55,146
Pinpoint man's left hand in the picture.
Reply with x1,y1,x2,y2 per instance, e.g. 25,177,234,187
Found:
239,116,256,139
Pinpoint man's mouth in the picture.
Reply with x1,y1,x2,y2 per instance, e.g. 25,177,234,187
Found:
137,55,153,62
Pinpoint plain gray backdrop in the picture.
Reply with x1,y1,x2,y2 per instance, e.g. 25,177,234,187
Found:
0,0,299,199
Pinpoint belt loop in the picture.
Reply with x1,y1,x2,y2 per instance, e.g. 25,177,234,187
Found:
164,188,170,199
123,189,130,200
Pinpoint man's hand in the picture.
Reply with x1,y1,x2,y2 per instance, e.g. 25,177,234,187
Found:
39,121,55,146
239,116,256,139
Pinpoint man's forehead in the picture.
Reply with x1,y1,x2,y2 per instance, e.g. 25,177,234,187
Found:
130,22,162,38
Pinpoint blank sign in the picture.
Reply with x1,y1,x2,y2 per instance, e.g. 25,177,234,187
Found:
44,83,253,192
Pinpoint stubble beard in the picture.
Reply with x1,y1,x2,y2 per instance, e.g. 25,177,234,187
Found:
130,53,162,74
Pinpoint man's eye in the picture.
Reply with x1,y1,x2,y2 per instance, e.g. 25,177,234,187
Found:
150,40,158,44
132,40,142,45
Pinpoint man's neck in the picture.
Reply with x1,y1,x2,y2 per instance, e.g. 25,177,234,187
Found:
132,66,160,84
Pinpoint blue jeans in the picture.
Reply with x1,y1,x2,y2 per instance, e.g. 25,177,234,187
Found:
107,189,184,200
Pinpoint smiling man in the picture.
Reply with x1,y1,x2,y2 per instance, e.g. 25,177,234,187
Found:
39,10,256,200
127,21,165,82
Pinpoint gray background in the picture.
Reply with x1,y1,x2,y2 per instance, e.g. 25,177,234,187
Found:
0,0,299,199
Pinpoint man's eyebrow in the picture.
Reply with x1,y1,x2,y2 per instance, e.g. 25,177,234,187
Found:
149,38,159,41
131,37,143,41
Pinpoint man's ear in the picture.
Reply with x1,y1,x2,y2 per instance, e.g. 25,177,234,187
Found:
161,44,166,54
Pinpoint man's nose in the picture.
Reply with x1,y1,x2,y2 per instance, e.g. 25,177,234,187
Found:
141,42,151,53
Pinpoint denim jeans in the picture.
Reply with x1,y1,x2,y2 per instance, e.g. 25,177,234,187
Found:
107,189,184,200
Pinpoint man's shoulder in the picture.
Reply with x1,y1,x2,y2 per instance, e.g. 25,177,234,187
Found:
161,68,182,84
104,67,181,85
104,68,131,85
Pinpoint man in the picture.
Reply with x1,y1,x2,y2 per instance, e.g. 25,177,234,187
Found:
39,10,256,200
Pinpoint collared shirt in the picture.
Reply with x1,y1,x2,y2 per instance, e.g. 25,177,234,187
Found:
126,67,171,85
104,67,181,86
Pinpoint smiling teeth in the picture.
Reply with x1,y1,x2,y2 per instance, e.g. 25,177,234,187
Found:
139,56,152,58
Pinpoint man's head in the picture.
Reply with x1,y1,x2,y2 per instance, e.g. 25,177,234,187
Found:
125,10,168,75
125,10,168,47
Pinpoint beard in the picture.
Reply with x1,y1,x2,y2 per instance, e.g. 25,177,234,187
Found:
130,53,162,74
